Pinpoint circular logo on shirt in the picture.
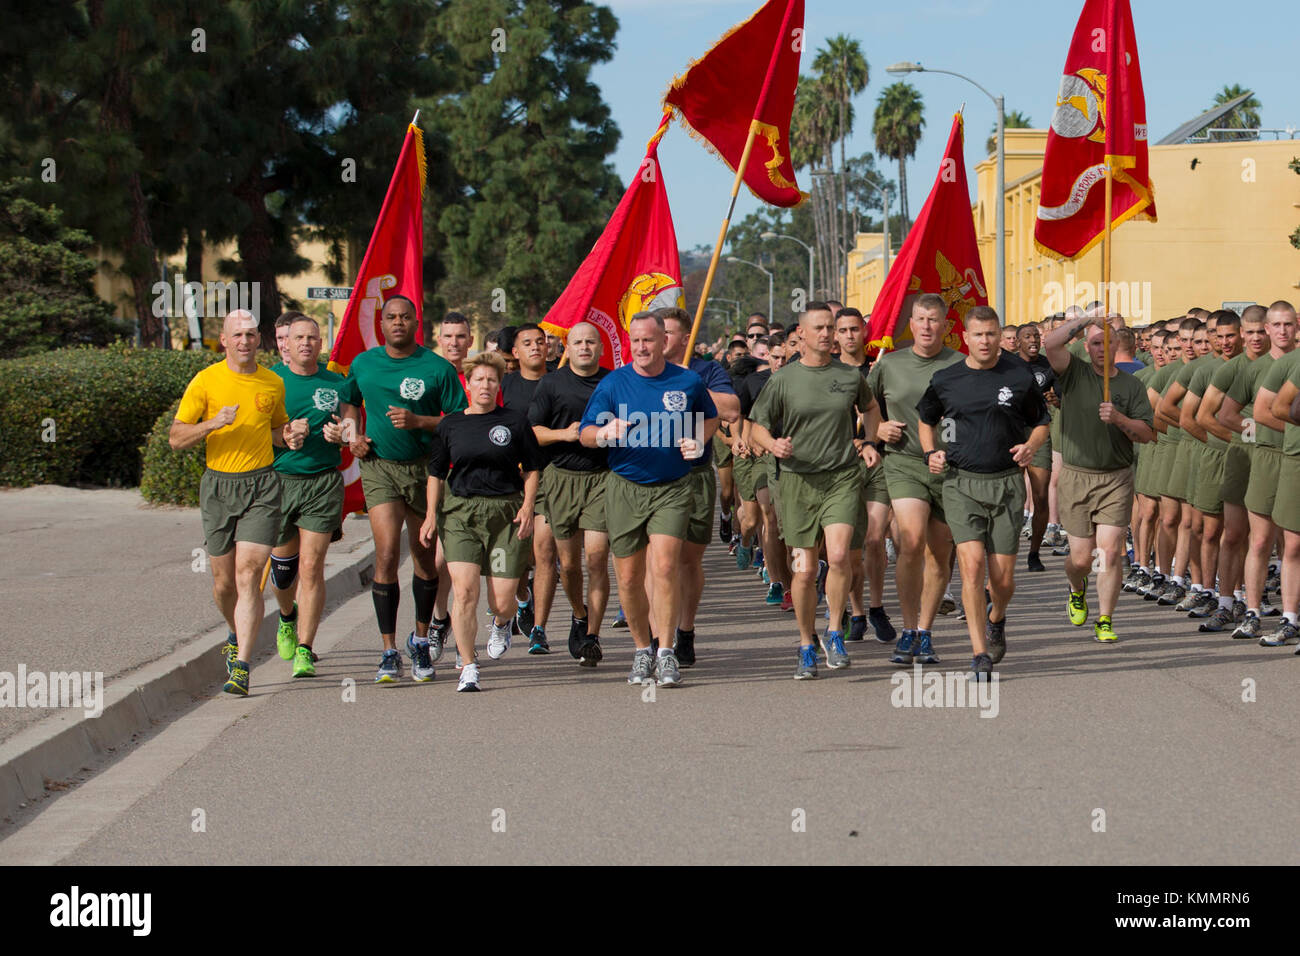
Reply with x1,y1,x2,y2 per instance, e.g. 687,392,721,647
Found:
488,425,511,447
997,386,1014,406
312,388,340,412
399,377,426,401
255,392,274,414
1034,370,1048,388
663,390,688,412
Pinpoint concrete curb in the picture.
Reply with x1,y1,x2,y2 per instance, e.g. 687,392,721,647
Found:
0,540,376,822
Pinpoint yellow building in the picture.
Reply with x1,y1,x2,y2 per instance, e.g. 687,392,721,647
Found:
848,129,1300,326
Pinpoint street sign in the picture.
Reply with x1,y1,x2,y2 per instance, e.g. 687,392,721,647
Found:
307,286,353,301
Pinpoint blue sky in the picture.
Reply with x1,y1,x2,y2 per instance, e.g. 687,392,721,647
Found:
592,0,1297,249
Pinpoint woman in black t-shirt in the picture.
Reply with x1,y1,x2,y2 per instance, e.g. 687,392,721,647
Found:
420,352,543,692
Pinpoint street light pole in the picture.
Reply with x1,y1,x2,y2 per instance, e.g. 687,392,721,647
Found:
726,256,773,322
887,61,1006,321
711,296,743,326
760,231,815,308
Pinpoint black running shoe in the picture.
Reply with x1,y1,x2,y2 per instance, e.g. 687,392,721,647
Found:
578,636,603,667
1027,551,1046,572
514,595,535,636
847,615,867,642
674,628,696,667
568,616,587,659
969,653,994,681
869,606,897,644
719,513,733,545
985,616,1007,664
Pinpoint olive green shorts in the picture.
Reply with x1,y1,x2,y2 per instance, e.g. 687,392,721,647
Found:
1030,433,1052,471
713,433,734,468
1149,441,1174,497
200,465,282,557
359,456,427,513
1059,464,1134,538
943,467,1026,555
1221,443,1251,508
540,465,607,539
882,452,947,521
686,464,718,546
1173,440,1201,503
604,471,694,558
851,460,890,550
1192,445,1226,516
1244,444,1283,517
1133,442,1152,497
439,491,527,577
1271,454,1300,532
733,454,760,501
776,463,862,549
276,468,344,544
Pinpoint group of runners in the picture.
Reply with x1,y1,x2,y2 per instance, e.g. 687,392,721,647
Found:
171,293,1300,696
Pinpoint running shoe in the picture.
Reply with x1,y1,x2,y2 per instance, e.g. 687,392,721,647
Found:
428,616,450,663
655,651,683,686
735,541,754,571
276,606,298,660
673,629,696,667
1068,587,1089,626
291,645,315,678
939,592,957,615
1198,606,1234,633
1157,583,1186,607
885,538,897,565
578,636,602,668
780,590,794,612
765,582,784,605
719,513,733,545
1124,569,1152,593
1260,593,1280,616
406,632,436,682
794,644,818,680
1142,577,1168,601
223,663,249,696
375,649,402,683
847,615,867,642
1231,599,1247,623
1051,543,1071,557
955,603,967,621
1027,551,1046,573
1093,617,1118,643
1266,568,1281,592
221,633,237,675
528,625,549,655
985,616,1007,664
457,662,481,692
487,620,512,659
514,594,535,636
613,607,628,628
1231,612,1261,640
728,534,739,556
914,630,939,664
1260,622,1300,647
815,560,829,603
1020,514,1033,539
1121,566,1140,591
869,606,897,644
969,653,993,681
754,547,765,570
1187,591,1218,617
627,648,655,685
890,629,916,663
568,616,587,659
820,630,850,669
1176,589,1206,614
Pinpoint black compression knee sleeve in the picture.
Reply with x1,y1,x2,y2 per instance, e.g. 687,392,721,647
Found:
270,553,299,591
372,581,400,635
411,574,437,625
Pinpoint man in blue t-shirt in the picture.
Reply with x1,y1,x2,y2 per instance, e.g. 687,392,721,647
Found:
580,312,719,688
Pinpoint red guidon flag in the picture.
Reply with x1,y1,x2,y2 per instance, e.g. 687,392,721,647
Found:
1034,0,1156,259
866,114,986,356
663,0,806,208
328,118,427,514
540,113,684,369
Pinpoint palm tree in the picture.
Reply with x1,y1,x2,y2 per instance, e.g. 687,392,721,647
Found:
1212,84,1261,140
987,110,1032,155
813,36,868,300
873,82,925,225
792,73,844,298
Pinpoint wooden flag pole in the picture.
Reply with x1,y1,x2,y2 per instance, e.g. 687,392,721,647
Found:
683,120,763,367
1102,164,1114,404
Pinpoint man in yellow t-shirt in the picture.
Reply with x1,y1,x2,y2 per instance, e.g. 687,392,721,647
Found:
171,310,302,697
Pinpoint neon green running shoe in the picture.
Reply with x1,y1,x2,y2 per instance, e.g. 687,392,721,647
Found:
221,633,237,675
292,644,316,678
276,605,298,660
1094,617,1118,643
223,664,249,696
1067,586,1088,626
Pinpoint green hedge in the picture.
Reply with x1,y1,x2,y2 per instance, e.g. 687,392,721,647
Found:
139,398,206,505
0,343,221,488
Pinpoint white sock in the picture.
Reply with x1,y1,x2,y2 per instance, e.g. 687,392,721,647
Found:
657,646,674,658
1248,608,1260,617
1190,583,1203,592
1285,612,1299,625
1219,596,1233,610
1171,575,1185,586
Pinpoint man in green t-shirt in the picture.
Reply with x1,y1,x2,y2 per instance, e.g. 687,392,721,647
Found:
268,314,360,677
337,295,468,683
750,302,881,679
1044,313,1154,642
1124,329,1172,596
1193,307,1268,632
865,293,963,666
1135,333,1186,598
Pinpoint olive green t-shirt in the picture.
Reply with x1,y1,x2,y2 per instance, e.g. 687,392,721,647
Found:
1282,358,1300,456
1209,353,1253,447
1187,355,1228,449
1259,351,1300,451
865,346,963,459
750,359,875,474
273,364,349,475
1159,360,1193,444
1225,352,1276,447
1055,355,1153,470
1145,363,1178,445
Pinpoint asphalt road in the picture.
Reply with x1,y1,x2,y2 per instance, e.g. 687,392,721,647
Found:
3,531,1298,865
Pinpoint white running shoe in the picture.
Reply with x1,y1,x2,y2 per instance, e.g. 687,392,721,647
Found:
487,620,512,659
457,662,481,692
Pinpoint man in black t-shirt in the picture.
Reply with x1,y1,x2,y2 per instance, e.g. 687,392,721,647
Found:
502,323,553,654
918,307,1050,679
528,321,611,666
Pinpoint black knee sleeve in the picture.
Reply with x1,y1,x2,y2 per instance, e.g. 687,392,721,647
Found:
411,574,437,626
270,553,299,591
372,581,400,635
